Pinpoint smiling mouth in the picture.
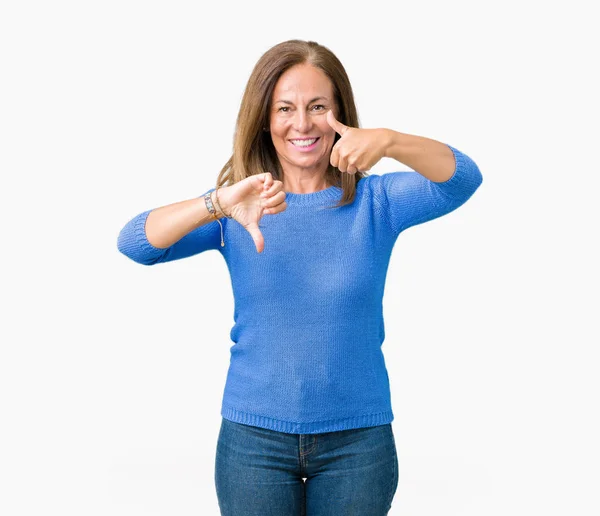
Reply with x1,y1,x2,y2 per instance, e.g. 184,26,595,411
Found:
289,137,320,147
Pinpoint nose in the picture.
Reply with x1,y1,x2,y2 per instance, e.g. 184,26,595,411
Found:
292,109,311,133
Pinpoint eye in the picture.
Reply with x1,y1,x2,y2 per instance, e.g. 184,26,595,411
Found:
278,106,290,112
311,104,325,111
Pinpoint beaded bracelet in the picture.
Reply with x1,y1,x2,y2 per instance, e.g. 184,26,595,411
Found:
204,188,231,247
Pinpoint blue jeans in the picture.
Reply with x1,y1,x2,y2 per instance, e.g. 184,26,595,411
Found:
215,418,399,515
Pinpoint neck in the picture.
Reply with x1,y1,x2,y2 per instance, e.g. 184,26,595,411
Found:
281,164,330,194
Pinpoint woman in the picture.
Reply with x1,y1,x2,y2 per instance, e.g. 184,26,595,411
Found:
117,39,483,515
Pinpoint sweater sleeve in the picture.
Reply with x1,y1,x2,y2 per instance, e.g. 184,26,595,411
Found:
116,188,223,265
370,144,483,236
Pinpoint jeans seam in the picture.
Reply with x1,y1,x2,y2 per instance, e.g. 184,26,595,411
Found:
299,442,318,456
385,425,398,510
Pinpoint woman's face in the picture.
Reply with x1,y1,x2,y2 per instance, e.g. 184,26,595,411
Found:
269,63,338,178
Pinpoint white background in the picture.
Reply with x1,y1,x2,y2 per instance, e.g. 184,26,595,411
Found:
1,1,598,514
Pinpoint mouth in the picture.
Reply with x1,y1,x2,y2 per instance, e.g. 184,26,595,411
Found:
289,137,320,151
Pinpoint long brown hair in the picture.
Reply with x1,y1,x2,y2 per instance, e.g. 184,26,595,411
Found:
216,39,365,209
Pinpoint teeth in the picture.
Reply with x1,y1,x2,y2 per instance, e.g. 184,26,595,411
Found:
291,138,317,147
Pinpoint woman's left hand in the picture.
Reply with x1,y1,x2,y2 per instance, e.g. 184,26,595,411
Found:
327,110,389,174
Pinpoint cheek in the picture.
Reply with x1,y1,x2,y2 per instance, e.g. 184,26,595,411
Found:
270,121,290,142
323,129,337,151
318,121,335,141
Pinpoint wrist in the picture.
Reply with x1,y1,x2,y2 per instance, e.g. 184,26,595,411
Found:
382,128,401,159
213,187,232,218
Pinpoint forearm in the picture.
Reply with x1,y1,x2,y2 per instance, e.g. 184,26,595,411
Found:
146,189,229,249
383,129,456,183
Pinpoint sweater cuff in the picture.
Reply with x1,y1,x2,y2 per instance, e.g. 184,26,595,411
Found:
117,209,165,264
433,144,483,199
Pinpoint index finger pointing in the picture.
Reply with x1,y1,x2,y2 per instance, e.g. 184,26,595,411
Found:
326,110,348,136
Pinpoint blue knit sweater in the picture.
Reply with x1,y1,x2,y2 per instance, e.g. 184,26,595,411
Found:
117,144,482,434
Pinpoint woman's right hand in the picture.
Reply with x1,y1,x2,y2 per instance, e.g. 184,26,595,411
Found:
216,173,286,253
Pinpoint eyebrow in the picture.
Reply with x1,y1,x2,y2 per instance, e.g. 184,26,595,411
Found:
274,96,329,105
